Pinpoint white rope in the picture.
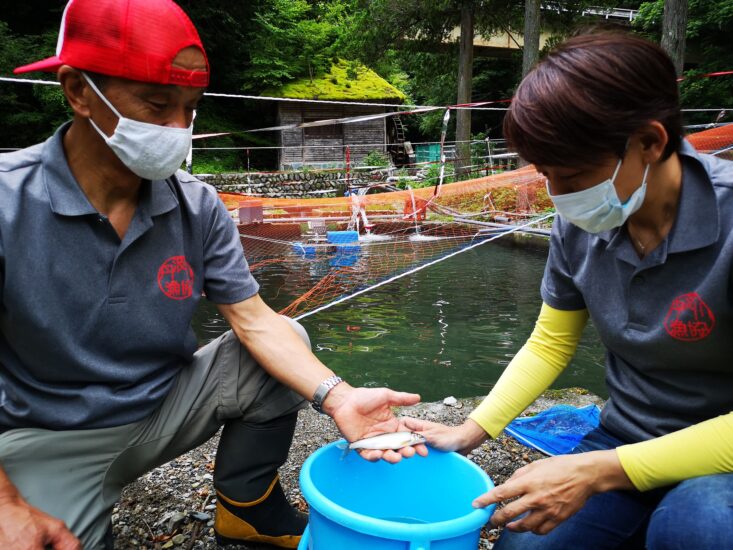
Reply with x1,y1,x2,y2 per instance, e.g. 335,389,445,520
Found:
1,76,729,113
448,106,509,111
713,144,733,156
0,76,60,86
205,91,432,109
682,108,733,112
244,225,517,250
293,212,555,320
193,138,509,150
240,233,298,247
0,76,432,109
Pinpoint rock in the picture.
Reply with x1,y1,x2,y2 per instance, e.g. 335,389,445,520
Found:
443,396,458,407
168,511,187,533
112,390,604,549
156,511,174,528
190,511,211,522
172,533,186,545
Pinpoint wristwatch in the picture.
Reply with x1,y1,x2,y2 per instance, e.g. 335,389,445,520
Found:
311,375,343,414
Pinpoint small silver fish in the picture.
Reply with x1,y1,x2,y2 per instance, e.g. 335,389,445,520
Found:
341,431,427,452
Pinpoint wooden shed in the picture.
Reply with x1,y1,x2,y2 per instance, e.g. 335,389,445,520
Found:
267,61,406,170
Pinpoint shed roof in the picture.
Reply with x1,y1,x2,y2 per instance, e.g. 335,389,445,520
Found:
266,60,405,103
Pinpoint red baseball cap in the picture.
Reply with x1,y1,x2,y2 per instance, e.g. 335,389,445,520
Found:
14,0,209,87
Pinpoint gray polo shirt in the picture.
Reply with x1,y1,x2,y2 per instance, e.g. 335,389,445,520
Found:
542,141,733,444
0,123,259,431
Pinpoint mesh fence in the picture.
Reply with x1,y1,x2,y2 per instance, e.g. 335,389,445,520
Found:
220,125,733,319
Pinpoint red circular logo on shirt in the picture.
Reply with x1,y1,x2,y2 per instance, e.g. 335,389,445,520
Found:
663,292,715,342
157,256,194,300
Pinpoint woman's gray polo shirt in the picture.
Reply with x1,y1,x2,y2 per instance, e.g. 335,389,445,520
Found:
541,141,733,444
0,124,259,431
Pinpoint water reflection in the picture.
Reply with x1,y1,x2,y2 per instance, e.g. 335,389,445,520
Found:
192,242,607,400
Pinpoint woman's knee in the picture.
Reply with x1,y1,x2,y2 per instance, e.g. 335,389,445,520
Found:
646,474,733,550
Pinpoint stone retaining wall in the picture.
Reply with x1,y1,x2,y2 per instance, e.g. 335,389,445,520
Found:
197,171,368,198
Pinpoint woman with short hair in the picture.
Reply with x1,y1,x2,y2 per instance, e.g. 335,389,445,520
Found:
405,31,733,549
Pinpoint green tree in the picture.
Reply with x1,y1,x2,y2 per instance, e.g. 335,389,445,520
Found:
338,0,522,176
661,0,689,75
0,21,70,148
177,1,260,93
635,0,733,124
240,0,344,91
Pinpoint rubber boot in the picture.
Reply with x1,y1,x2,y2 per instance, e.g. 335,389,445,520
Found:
214,412,307,548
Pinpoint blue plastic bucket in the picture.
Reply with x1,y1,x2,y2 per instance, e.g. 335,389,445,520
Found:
298,441,495,550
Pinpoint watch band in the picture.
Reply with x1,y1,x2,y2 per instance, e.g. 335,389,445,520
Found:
311,375,343,414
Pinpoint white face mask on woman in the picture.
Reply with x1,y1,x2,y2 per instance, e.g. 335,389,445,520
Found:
82,72,193,181
546,156,651,233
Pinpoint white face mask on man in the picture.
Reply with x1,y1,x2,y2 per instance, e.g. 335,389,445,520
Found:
546,155,651,233
82,72,193,181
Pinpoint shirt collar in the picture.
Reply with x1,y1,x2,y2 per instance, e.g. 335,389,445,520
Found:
42,123,97,217
42,122,179,219
597,139,719,255
667,140,719,253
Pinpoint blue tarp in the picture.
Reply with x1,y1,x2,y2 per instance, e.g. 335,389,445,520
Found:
504,404,601,456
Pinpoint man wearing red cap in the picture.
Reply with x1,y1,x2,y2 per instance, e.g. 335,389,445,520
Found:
0,1,426,549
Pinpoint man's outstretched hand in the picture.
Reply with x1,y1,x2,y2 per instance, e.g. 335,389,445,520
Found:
323,384,428,463
0,493,81,550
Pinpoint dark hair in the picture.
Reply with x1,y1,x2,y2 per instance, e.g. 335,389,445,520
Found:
503,31,682,166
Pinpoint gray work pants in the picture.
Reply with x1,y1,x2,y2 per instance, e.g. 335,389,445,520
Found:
0,318,308,549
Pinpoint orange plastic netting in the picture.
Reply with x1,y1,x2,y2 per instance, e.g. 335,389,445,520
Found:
221,126,733,318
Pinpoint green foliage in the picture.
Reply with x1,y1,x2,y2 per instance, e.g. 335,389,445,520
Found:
490,186,518,211
0,21,70,147
422,161,455,187
241,0,343,92
177,1,259,93
360,150,390,167
266,59,405,101
4,0,730,161
634,0,733,124
191,156,239,174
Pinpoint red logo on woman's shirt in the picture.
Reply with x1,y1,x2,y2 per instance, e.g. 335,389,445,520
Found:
664,292,715,341
157,256,194,300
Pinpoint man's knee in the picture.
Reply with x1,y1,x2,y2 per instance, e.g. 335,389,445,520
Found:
281,315,311,349
646,474,733,550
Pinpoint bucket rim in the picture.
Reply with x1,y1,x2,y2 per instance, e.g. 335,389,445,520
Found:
299,441,496,541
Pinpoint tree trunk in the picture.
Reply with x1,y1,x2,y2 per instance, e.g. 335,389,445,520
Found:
522,0,541,77
454,1,474,179
661,0,688,76
517,0,541,207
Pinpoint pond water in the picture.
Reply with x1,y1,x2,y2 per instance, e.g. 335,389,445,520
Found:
192,241,608,401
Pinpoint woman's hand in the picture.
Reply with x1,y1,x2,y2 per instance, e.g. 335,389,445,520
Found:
401,417,489,455
323,383,428,463
473,450,634,535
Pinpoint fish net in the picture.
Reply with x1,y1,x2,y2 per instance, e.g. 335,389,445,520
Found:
222,125,733,319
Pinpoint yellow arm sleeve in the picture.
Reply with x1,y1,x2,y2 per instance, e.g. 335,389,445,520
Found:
469,303,589,438
616,412,733,491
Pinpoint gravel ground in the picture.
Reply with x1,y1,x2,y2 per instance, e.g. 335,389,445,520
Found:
112,388,604,549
